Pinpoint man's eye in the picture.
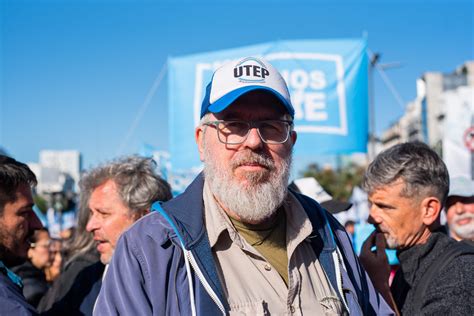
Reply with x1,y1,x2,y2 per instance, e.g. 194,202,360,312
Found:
221,122,247,135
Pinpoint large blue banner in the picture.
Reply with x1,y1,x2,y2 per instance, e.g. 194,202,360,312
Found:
168,39,368,171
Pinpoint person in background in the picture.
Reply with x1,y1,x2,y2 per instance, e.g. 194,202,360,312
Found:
0,155,43,315
12,228,52,307
41,155,172,316
44,239,62,283
445,176,474,241
344,220,355,239
37,183,99,313
360,142,474,315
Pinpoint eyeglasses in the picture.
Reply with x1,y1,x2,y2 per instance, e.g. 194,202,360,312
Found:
30,241,51,250
202,120,293,145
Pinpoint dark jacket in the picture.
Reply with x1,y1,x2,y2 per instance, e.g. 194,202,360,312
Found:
37,248,100,313
1,262,38,315
94,173,393,315
391,231,474,315
43,262,103,316
11,260,49,308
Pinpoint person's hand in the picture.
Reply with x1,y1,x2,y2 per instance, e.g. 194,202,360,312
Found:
359,230,400,315
359,230,390,290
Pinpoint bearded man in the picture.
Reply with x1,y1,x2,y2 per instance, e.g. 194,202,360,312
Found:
445,176,474,241
94,57,392,316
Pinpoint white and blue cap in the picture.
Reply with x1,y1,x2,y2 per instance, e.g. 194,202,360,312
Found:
200,57,295,118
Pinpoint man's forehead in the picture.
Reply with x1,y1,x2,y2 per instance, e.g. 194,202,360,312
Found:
14,184,34,203
368,180,406,197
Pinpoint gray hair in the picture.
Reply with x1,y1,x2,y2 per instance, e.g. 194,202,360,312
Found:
63,186,96,266
65,156,172,265
79,156,172,217
0,155,37,214
362,142,449,206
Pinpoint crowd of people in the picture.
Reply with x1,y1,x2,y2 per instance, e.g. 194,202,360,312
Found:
1,57,473,315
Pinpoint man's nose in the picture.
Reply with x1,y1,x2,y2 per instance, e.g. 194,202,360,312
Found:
454,201,466,214
243,127,264,149
29,210,43,231
86,215,99,232
368,205,381,223
367,215,377,225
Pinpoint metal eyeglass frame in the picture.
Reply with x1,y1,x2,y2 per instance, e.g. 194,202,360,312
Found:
202,119,293,145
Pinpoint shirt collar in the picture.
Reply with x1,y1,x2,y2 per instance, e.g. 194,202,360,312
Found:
202,181,314,250
0,260,23,288
203,181,240,248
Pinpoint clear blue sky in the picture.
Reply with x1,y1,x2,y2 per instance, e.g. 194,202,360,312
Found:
1,0,473,172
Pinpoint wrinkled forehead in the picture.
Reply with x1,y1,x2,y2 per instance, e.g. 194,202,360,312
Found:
215,90,288,120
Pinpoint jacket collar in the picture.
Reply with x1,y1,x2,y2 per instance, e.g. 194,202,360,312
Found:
158,172,228,311
0,260,23,288
160,172,207,249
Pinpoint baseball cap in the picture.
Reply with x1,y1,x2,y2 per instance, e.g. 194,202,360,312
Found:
200,57,295,118
291,177,352,214
448,176,474,198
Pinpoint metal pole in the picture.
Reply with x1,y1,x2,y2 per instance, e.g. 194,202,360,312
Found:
368,53,380,162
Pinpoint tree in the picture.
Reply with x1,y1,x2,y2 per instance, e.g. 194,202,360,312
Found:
300,163,365,202
34,194,48,214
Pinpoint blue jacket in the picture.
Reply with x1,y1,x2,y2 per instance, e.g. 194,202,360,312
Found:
0,261,38,316
95,174,393,315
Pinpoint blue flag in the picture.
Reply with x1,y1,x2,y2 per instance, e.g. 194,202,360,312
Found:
168,39,368,171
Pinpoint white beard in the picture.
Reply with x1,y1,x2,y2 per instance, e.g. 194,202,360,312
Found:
449,213,474,240
203,146,292,224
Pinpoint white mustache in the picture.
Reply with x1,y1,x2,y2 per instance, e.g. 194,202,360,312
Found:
231,151,274,170
453,213,474,223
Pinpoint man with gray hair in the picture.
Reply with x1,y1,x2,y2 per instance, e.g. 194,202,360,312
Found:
84,155,172,265
95,57,392,315
41,155,172,315
360,142,474,315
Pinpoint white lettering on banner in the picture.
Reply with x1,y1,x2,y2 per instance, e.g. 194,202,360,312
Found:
291,91,327,121
310,71,326,89
281,69,328,121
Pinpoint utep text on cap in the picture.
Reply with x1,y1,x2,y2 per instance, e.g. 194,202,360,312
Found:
200,57,295,118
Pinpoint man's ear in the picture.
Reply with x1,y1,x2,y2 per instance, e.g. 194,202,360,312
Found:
290,130,297,146
420,197,442,226
195,126,205,161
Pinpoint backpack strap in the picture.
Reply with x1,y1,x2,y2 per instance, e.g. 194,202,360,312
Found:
412,240,474,313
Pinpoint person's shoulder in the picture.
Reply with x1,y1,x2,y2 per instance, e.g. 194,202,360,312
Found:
434,240,474,285
444,243,474,269
0,277,37,315
122,209,174,246
0,297,37,316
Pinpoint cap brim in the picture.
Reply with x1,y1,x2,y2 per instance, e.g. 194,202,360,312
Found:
320,200,353,214
207,86,294,118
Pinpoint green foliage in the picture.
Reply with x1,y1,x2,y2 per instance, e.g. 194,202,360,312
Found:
300,163,366,202
33,195,48,214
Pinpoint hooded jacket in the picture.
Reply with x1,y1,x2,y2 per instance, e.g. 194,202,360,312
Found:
94,174,393,315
